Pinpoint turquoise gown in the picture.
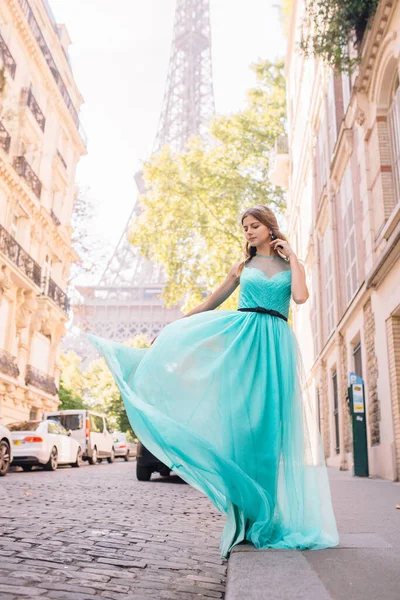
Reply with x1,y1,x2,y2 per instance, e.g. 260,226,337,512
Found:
89,254,339,558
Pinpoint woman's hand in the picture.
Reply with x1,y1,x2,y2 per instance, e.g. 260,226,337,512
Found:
269,238,295,259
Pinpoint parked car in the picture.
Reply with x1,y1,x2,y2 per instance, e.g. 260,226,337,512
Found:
43,410,115,464
136,440,171,481
9,419,82,471
113,432,136,461
0,425,13,477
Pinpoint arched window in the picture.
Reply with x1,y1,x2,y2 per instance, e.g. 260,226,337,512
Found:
387,72,400,206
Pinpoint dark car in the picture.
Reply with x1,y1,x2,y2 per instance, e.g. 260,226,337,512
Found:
136,440,171,481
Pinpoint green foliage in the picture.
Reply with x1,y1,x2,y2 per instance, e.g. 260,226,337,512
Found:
58,383,87,410
59,336,151,436
129,60,287,312
299,0,379,73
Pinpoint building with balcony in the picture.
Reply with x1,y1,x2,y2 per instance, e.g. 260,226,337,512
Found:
0,0,86,424
283,0,400,481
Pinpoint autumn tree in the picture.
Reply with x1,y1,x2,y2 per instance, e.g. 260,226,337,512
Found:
129,59,287,311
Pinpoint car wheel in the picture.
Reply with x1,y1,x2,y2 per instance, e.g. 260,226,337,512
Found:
88,447,97,465
71,447,83,468
0,440,11,476
136,464,152,481
22,465,33,472
44,446,58,471
124,450,130,462
107,448,115,464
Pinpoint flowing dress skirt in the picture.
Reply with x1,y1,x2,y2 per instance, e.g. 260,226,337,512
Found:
89,309,339,557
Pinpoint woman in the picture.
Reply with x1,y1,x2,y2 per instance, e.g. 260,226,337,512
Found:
89,204,339,558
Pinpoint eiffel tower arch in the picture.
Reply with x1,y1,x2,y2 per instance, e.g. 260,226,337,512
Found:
70,0,215,359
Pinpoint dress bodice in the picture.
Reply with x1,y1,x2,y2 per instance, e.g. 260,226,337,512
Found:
238,255,292,318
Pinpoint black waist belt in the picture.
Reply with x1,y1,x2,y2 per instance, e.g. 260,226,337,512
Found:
238,307,288,322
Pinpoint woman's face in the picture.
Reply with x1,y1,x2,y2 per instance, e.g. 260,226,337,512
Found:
242,215,270,247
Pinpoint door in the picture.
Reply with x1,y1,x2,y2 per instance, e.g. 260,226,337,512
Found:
89,414,105,456
47,421,68,463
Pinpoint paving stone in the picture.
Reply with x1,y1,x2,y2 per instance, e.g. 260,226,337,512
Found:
0,462,227,598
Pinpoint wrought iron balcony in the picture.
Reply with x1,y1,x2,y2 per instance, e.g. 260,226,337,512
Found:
13,156,42,198
26,364,58,396
23,88,46,132
0,121,11,154
17,0,86,145
0,348,20,379
50,209,61,226
0,32,17,79
0,224,42,287
46,277,70,313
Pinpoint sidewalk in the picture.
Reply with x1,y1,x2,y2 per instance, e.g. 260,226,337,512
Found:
225,468,400,600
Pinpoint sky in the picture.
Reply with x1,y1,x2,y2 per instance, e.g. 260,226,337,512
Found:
49,0,287,278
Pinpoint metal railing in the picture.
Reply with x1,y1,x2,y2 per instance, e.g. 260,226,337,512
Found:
0,348,20,379
26,364,58,395
46,277,70,313
0,121,11,154
17,0,86,145
13,156,42,198
0,32,16,79
23,88,46,132
0,224,42,287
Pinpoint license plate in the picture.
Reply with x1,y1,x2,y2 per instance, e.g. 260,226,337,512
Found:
13,440,21,445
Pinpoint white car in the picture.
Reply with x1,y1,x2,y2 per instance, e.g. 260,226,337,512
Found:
0,425,13,476
113,432,137,461
9,419,82,471
43,410,115,465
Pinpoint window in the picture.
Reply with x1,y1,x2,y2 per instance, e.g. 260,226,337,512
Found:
388,74,400,206
323,230,335,335
30,333,50,373
90,414,104,433
340,164,358,303
49,413,83,431
316,111,328,197
48,421,60,435
327,74,337,157
317,388,322,433
342,71,351,115
310,266,320,357
332,370,340,455
29,408,38,420
0,298,11,349
353,342,363,378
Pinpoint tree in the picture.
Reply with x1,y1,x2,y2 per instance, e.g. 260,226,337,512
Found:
299,0,379,73
129,59,287,311
58,336,151,436
58,383,87,410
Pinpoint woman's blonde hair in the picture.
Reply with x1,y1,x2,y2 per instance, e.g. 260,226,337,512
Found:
237,205,288,276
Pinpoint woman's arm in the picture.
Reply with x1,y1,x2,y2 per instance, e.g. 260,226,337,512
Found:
289,254,309,304
270,239,309,305
183,262,241,318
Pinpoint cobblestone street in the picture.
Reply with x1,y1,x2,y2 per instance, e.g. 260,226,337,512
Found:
0,460,227,599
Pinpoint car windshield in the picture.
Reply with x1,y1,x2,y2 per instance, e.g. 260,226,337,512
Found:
7,421,41,432
47,414,83,431
113,434,125,442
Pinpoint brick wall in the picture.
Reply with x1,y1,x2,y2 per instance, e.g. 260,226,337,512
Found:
386,315,400,480
340,334,353,453
363,299,381,445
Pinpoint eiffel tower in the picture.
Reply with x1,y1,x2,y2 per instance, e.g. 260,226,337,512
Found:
71,0,215,357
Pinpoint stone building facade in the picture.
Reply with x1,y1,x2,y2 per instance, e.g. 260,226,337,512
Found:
0,0,86,424
274,0,400,480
